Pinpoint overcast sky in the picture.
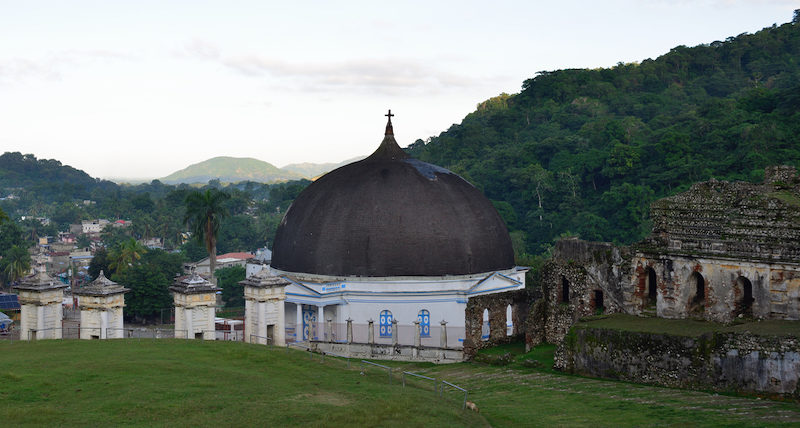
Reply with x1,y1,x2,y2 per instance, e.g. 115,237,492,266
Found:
0,1,797,180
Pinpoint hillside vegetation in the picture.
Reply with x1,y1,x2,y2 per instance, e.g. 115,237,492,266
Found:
407,14,800,256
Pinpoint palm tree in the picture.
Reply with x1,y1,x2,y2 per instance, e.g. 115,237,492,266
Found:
109,238,147,275
184,189,230,280
2,245,31,288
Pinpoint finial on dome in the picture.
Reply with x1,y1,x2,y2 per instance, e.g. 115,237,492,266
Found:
385,109,394,136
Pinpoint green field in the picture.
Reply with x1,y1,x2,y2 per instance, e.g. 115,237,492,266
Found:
2,339,800,427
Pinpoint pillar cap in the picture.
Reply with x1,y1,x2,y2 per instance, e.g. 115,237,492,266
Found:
170,272,221,294
74,270,129,296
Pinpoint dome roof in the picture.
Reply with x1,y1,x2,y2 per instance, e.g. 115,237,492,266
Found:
271,112,514,277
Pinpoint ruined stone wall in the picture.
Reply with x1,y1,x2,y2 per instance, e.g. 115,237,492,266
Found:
643,165,800,264
631,254,800,323
463,289,531,358
530,239,631,346
557,325,800,397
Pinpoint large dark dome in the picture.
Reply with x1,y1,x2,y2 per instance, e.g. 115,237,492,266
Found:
271,114,514,277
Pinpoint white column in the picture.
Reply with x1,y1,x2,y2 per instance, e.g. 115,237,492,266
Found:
316,305,324,340
101,310,108,339
295,303,303,341
258,301,266,344
185,308,194,339
276,299,286,346
37,305,44,338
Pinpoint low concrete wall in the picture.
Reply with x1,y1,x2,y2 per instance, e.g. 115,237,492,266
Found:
311,341,463,363
557,326,800,397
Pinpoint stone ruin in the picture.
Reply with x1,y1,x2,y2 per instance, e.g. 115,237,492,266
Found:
529,165,800,346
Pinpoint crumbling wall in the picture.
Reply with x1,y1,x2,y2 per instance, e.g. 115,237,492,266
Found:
463,289,531,358
529,239,631,346
558,325,800,397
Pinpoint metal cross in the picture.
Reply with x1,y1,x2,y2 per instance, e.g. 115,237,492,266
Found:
385,109,394,120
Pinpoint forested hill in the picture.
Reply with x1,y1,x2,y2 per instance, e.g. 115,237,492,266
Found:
406,14,800,257
0,152,118,201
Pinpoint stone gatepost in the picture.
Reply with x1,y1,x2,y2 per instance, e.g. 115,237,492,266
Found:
346,318,353,343
440,320,448,349
413,320,421,358
367,318,375,344
13,267,68,340
240,269,290,345
73,271,129,339
391,318,398,346
170,273,220,340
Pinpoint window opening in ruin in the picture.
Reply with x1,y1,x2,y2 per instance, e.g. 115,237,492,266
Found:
561,276,570,303
481,308,490,341
417,309,430,337
379,310,393,338
267,324,274,345
689,272,706,311
195,332,203,339
646,267,657,307
506,304,513,336
593,290,604,314
736,276,754,316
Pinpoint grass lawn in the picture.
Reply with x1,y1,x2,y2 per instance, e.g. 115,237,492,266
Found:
0,340,485,427
2,338,800,427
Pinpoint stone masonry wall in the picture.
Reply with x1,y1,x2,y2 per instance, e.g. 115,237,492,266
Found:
464,289,531,359
529,239,631,346
558,325,800,397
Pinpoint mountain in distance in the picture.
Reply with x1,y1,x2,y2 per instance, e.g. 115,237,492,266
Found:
160,156,302,184
281,156,365,179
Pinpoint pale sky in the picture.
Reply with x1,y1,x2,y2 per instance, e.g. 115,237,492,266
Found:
0,1,797,180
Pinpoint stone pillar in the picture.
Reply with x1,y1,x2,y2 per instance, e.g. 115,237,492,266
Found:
368,318,375,344
346,318,353,343
316,305,324,340
73,271,129,340
440,320,448,349
241,270,290,346
326,318,333,342
391,319,398,346
170,273,220,340
295,303,303,341
14,267,68,341
413,320,421,358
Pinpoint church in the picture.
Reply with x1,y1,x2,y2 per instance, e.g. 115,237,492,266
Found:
262,111,527,349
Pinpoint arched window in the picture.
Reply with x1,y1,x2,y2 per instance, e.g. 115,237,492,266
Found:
417,309,430,337
561,276,570,303
481,308,490,341
646,267,657,307
688,272,705,311
506,304,513,336
379,310,393,338
735,276,754,316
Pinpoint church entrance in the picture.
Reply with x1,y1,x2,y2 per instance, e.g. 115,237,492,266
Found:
302,306,317,340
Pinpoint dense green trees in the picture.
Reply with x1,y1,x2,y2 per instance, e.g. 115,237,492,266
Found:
215,265,246,308
408,16,800,257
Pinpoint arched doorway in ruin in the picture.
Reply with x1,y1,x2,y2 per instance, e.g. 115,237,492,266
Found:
688,271,706,313
735,276,754,317
561,276,570,303
645,267,657,308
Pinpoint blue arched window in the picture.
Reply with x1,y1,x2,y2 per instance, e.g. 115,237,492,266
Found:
417,309,430,337
379,310,393,338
